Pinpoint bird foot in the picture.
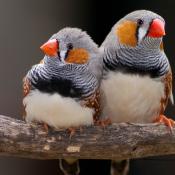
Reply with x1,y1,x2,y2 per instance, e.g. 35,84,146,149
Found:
154,115,175,131
67,127,76,138
67,127,82,139
43,123,49,133
67,127,77,139
95,118,111,128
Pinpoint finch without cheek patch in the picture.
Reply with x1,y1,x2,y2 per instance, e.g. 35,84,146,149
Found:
116,20,137,47
66,48,89,64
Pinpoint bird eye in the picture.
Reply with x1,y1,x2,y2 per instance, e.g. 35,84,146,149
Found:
67,43,73,50
137,19,144,26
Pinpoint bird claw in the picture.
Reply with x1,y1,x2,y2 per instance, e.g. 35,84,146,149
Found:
67,126,83,139
43,123,49,133
67,127,76,139
154,115,175,133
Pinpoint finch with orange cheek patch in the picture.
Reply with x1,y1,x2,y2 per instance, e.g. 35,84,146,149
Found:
101,10,174,175
22,27,103,175
102,10,174,127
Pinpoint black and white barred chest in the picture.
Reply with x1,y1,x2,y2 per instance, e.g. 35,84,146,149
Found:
103,45,169,78
28,64,98,99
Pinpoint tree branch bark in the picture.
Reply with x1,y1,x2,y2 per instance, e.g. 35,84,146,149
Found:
0,115,174,160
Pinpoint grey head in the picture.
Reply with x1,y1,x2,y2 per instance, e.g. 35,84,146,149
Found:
102,10,165,50
41,27,103,81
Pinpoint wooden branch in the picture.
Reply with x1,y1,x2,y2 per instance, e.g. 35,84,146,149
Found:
0,115,175,160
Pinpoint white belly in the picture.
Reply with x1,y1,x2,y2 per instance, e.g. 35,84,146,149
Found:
23,90,94,128
101,72,165,123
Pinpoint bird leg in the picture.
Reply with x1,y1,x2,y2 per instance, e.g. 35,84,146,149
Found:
154,114,175,130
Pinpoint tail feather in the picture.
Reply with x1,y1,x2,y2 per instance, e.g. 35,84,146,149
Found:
59,159,80,175
111,159,129,175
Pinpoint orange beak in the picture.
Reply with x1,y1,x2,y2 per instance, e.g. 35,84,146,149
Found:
147,19,165,38
40,39,58,57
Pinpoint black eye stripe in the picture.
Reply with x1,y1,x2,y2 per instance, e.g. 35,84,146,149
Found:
135,19,144,42
136,25,139,42
64,43,73,60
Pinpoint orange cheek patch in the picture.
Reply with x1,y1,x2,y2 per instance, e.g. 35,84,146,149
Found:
116,20,137,47
160,41,164,50
66,48,89,64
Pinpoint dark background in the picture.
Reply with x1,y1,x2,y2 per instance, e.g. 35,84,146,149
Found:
0,0,175,174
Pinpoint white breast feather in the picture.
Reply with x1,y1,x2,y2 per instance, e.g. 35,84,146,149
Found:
102,72,165,123
23,90,94,128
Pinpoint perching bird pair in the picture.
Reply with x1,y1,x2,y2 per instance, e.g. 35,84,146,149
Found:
22,10,174,175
